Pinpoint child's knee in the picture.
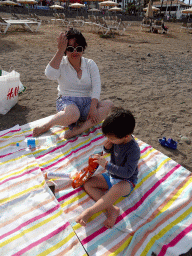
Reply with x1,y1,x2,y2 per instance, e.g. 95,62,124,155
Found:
83,179,92,191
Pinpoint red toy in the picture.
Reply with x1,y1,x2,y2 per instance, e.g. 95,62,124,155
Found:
71,154,102,189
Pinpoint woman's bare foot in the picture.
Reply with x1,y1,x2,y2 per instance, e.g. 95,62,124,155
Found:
64,126,80,140
104,206,120,229
76,208,93,226
33,125,49,137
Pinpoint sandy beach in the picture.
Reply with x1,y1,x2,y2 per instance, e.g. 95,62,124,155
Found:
0,14,191,170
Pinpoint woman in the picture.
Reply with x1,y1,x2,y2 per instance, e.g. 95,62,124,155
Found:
33,28,113,139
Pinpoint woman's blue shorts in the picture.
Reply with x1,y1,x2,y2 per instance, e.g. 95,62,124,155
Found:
56,96,92,130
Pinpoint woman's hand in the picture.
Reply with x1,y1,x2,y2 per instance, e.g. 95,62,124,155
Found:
57,32,68,53
87,107,99,124
87,98,99,124
93,154,108,169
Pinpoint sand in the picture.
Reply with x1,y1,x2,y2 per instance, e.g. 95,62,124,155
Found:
0,14,191,170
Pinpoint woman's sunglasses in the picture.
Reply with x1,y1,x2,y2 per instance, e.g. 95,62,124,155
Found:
66,46,84,53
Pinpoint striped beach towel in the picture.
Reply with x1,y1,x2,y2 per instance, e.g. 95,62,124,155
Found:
0,116,191,255
0,125,87,256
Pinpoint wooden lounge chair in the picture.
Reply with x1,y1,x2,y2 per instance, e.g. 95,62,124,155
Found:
0,16,41,34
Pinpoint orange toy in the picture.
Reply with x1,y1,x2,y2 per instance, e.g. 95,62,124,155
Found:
71,154,102,189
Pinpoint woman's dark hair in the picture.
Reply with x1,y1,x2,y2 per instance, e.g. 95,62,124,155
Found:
65,28,87,55
102,107,135,139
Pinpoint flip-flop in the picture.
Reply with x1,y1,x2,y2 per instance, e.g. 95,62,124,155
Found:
159,137,177,150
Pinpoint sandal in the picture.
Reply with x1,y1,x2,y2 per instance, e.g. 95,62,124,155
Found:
159,137,177,150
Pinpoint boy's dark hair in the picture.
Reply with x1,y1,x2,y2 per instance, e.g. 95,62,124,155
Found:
65,28,87,55
102,107,135,139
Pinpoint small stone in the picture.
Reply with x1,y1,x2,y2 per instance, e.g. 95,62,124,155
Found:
181,136,191,145
147,53,151,57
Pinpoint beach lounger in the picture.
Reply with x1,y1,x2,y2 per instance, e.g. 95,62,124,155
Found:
1,116,192,255
141,19,152,32
96,17,126,36
0,16,41,34
181,22,192,33
51,13,63,24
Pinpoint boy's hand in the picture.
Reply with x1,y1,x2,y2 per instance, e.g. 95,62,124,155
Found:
104,139,113,150
93,154,108,169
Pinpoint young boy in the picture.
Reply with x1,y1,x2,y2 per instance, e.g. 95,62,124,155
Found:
76,107,140,229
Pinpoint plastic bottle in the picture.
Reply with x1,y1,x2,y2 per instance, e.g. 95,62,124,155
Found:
16,136,57,150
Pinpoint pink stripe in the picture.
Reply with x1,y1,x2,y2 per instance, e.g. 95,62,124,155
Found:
26,134,33,138
82,226,107,245
140,145,152,154
81,164,180,245
36,137,79,159
0,204,60,240
35,126,103,160
0,167,39,186
158,223,192,256
118,164,180,221
0,128,21,138
13,222,70,256
0,148,24,159
41,136,104,171
58,187,83,202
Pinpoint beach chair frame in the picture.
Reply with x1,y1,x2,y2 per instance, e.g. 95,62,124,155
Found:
0,16,41,34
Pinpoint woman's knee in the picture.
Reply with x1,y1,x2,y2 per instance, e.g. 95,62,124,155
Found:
63,105,80,123
99,100,114,110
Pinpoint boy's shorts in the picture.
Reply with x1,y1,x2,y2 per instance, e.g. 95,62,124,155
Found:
102,172,137,197
56,96,92,130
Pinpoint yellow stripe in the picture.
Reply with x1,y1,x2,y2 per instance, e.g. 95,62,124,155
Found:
112,157,171,206
0,180,45,205
135,158,170,190
0,130,24,139
0,163,38,181
60,191,87,208
109,236,132,256
72,211,104,231
0,207,64,248
140,206,192,256
37,133,103,167
155,175,192,218
0,152,32,167
37,230,76,256
140,148,156,160
0,140,23,150
73,154,170,230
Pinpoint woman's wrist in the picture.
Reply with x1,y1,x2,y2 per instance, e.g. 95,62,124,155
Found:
105,161,108,169
91,98,98,108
